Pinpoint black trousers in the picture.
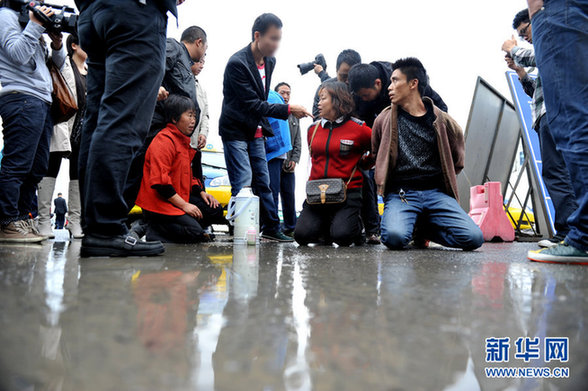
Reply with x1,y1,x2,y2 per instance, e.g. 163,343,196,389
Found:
361,169,381,235
55,213,66,229
294,189,363,247
77,0,167,236
144,195,226,243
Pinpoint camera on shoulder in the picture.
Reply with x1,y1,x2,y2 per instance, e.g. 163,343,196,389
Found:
2,0,78,35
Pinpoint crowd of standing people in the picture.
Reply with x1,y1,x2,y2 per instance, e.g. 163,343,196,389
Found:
0,0,586,264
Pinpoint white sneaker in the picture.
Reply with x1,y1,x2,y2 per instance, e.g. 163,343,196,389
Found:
538,239,560,248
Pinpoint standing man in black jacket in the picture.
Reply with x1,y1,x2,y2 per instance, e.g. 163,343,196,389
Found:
53,193,68,230
219,13,311,242
75,0,188,257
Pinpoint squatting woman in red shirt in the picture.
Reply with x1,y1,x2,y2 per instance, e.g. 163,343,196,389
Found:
294,81,373,247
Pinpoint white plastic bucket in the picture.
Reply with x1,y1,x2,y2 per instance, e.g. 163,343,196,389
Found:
226,187,260,245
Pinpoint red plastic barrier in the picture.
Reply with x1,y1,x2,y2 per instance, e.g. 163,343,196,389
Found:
468,182,515,242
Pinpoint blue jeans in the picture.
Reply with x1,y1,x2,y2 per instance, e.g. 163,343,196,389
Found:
532,0,588,250
381,189,484,250
267,157,284,225
537,116,578,238
77,0,167,236
280,169,297,232
0,93,52,224
223,138,280,234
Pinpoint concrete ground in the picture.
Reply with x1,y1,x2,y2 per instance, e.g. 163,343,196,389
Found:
0,232,587,391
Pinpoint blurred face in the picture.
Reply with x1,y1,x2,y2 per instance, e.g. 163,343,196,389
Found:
388,69,418,106
318,89,336,121
255,26,282,57
174,109,197,136
191,58,205,76
336,62,351,84
517,22,532,44
276,85,291,104
356,79,382,102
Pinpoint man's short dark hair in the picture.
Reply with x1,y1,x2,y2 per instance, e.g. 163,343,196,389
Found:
391,57,428,96
513,9,530,29
274,82,291,92
336,49,361,71
319,81,355,119
348,63,380,93
251,13,282,41
164,94,196,124
181,26,207,44
57,193,62,196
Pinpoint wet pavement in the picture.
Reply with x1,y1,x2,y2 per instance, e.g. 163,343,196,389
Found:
0,233,587,391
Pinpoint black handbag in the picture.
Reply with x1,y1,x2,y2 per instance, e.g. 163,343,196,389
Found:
306,123,358,205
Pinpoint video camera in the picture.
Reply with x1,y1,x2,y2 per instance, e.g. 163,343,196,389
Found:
297,54,327,75
2,0,78,35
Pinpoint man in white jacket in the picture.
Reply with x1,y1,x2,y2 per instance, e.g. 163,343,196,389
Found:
190,57,209,149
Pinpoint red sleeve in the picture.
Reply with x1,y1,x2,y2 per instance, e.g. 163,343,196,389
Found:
145,135,175,188
361,124,373,152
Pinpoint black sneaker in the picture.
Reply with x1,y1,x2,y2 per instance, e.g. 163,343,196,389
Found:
262,231,295,242
81,233,165,258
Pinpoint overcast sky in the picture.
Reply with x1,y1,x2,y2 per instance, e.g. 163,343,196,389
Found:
2,0,531,207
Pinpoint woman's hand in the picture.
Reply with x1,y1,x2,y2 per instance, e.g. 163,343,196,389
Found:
201,191,219,208
182,203,203,220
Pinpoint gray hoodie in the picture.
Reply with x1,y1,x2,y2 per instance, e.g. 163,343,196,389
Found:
0,8,66,103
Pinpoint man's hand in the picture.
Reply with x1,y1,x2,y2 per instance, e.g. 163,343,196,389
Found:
502,35,518,54
286,161,296,171
505,55,523,72
182,203,203,220
313,64,324,75
201,191,219,208
30,6,54,26
197,134,207,150
290,104,313,119
48,31,63,50
157,86,169,101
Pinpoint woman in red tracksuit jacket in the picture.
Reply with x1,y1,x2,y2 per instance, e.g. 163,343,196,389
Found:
294,81,372,247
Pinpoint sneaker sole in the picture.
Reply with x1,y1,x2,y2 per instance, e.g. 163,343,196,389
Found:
80,245,165,258
527,251,588,265
0,237,46,243
261,235,294,243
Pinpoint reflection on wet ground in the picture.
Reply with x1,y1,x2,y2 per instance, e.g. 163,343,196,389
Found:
0,235,587,391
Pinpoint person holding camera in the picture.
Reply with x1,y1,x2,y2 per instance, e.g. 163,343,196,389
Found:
0,2,65,242
294,81,372,247
75,0,187,257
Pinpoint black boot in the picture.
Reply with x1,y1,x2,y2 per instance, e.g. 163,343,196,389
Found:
81,233,165,258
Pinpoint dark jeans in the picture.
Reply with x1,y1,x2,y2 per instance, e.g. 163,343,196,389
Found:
361,168,381,235
77,0,167,236
281,169,297,232
532,0,588,250
0,93,52,224
55,213,66,229
380,188,484,251
144,195,225,243
267,157,284,225
295,189,363,247
537,115,578,238
222,138,280,234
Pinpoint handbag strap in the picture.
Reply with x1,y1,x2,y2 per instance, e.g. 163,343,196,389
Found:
309,121,360,187
308,122,320,156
